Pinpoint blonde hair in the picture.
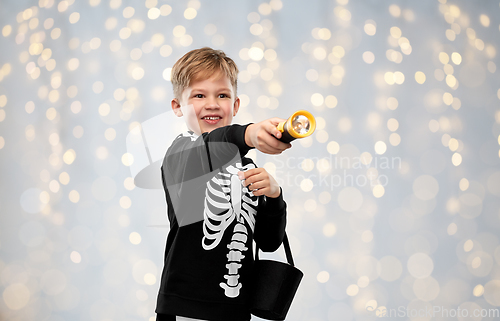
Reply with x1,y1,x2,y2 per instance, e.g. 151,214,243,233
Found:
171,47,239,100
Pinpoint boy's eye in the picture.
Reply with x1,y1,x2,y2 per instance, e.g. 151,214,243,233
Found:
219,94,229,98
194,94,203,98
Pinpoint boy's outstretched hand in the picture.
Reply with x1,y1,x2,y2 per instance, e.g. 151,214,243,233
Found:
245,118,292,154
238,168,281,198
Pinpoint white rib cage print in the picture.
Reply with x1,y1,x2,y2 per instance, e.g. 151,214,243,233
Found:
201,161,259,298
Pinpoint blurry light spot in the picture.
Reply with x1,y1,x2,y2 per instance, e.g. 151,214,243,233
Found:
346,284,359,296
70,251,81,263
2,25,12,37
300,178,314,192
464,239,474,252
258,3,272,15
377,256,403,282
415,71,426,84
374,141,387,154
105,17,118,30
69,12,80,24
317,271,330,283
439,52,449,64
129,232,141,244
413,175,439,200
459,178,469,191
268,82,282,96
446,29,456,41
325,95,337,108
123,6,135,18
109,39,121,52
473,284,484,297
248,47,264,61
119,196,132,209
407,253,434,279
132,67,145,80
311,93,324,106
389,4,401,17
304,199,317,213
145,0,157,8
63,149,76,164
162,68,172,81
373,185,385,198
98,102,110,116
319,191,331,205
133,259,158,285
265,49,277,61
363,51,375,64
487,61,497,73
361,230,373,242
327,141,340,154
390,26,402,38
446,197,460,214
204,23,217,36
3,284,30,310
143,273,156,285
148,7,161,19
159,45,172,57
387,118,399,131
338,117,352,132
451,52,462,65
119,27,131,39
313,47,327,60
452,152,462,166
484,280,500,305
41,269,67,295
479,14,490,27
365,300,377,312
447,223,457,235
154,5,169,17
338,187,363,212
184,8,197,20
389,132,401,146
364,20,376,35
357,276,370,288
384,72,395,85
95,146,108,160
306,69,318,82
250,23,263,36
58,1,69,12
413,276,440,301
387,97,398,110
445,75,457,88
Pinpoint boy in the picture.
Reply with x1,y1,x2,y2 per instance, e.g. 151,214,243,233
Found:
155,47,291,321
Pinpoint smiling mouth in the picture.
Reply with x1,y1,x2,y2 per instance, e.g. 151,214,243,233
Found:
202,116,221,124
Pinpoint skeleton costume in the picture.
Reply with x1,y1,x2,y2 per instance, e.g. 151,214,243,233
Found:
155,124,287,321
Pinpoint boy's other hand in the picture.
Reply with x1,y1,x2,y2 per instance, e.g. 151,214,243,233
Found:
245,118,292,154
238,168,281,198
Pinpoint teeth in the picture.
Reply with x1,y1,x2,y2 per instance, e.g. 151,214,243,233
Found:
204,117,220,120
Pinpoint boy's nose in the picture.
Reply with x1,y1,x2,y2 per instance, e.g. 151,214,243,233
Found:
205,97,219,108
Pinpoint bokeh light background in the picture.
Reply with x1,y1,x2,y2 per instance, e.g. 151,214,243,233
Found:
1,0,500,320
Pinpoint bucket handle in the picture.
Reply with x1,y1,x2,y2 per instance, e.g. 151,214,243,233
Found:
255,232,295,267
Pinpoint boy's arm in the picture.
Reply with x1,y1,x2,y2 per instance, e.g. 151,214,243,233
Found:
253,187,287,252
165,124,254,183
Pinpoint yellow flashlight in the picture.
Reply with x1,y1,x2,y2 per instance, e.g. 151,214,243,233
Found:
276,110,316,143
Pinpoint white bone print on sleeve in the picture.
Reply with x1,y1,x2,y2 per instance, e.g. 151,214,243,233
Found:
201,162,258,298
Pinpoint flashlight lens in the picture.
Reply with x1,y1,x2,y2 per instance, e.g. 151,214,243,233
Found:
291,115,310,134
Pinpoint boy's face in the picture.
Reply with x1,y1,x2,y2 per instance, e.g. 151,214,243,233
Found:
172,73,240,136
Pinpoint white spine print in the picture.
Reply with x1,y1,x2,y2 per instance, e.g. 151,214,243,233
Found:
202,162,258,298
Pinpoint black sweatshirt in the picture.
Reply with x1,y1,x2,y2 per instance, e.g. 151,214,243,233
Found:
155,124,287,321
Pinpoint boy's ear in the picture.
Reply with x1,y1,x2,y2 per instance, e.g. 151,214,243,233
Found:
171,98,183,117
232,97,240,116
